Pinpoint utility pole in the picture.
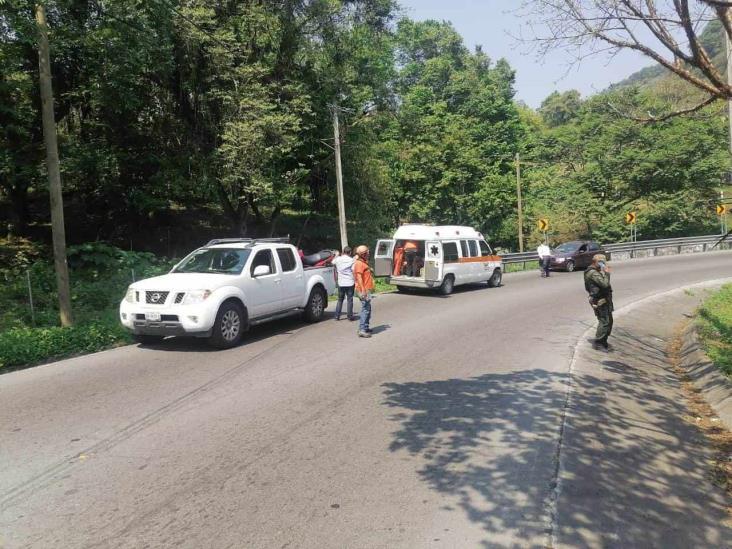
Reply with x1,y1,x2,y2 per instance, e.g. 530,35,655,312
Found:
331,104,348,250
515,153,524,253
36,3,73,326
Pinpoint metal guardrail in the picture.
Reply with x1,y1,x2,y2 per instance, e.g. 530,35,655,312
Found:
500,234,730,269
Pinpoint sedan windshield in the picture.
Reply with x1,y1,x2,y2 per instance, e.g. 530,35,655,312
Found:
173,248,251,274
554,243,580,253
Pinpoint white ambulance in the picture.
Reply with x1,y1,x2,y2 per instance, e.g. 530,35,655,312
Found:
374,225,503,295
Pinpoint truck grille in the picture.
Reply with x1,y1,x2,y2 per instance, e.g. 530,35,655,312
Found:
174,292,185,304
145,291,169,304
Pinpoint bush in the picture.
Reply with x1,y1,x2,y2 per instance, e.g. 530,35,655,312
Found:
0,314,132,373
0,242,172,371
697,284,732,377
0,242,174,332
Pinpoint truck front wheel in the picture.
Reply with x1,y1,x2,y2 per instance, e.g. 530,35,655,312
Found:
304,287,326,323
209,301,245,349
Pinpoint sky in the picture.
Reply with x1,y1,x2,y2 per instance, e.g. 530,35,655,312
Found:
398,0,655,108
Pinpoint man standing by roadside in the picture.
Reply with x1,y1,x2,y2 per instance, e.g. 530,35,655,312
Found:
537,241,552,278
354,245,375,338
332,246,356,321
585,254,614,350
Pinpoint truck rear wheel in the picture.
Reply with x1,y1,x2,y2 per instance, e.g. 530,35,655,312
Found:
304,286,326,323
209,301,245,349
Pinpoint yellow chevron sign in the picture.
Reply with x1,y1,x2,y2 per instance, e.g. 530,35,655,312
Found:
717,204,727,215
625,212,637,224
537,219,549,232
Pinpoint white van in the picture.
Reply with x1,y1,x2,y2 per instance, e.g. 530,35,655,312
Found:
374,225,503,295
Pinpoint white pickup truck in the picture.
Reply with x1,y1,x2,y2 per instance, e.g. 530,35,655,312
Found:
119,238,336,348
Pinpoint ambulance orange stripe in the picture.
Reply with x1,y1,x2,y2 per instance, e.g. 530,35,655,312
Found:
444,255,502,264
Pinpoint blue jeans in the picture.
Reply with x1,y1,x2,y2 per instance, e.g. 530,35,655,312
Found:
335,285,354,319
359,295,372,332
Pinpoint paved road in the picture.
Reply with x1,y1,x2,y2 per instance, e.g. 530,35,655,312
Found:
1,251,731,548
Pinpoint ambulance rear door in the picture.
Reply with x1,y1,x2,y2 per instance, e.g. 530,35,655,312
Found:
424,240,443,282
374,239,395,277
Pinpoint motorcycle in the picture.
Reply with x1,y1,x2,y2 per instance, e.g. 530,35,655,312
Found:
299,249,336,268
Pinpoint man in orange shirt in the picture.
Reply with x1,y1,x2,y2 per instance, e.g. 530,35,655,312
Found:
354,245,375,338
403,240,419,276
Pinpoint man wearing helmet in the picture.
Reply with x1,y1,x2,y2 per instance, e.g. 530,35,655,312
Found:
354,245,375,338
584,254,614,350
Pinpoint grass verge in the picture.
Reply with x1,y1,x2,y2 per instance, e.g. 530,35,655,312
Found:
697,283,732,377
0,313,132,375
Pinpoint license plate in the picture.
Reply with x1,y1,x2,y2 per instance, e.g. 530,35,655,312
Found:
145,312,161,322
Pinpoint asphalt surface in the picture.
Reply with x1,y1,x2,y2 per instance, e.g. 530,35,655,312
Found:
1,251,731,548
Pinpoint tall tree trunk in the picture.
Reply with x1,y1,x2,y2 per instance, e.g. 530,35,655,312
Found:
36,3,73,327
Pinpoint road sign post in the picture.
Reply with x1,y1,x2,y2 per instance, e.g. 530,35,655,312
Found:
537,219,549,244
625,212,637,243
717,204,728,235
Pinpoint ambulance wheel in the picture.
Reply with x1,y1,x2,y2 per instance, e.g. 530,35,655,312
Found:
487,268,502,288
439,275,455,295
396,285,411,293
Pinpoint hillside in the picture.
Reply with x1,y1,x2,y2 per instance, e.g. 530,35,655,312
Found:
612,19,725,90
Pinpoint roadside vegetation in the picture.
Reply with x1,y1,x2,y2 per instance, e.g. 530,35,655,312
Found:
0,240,172,373
697,284,732,377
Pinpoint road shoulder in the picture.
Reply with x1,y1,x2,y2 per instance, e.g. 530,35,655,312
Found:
553,280,732,548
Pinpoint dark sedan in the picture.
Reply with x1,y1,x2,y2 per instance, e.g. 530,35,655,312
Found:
549,240,605,272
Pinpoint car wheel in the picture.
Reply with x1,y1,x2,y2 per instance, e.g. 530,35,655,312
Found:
487,268,502,288
209,301,245,349
439,275,455,295
566,260,575,272
133,334,164,345
304,287,326,322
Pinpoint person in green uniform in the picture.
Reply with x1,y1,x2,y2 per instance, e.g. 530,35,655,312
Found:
584,254,613,350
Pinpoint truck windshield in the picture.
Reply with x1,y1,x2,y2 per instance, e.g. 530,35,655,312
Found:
173,248,251,275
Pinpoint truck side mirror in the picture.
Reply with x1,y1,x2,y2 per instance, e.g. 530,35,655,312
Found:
252,265,271,277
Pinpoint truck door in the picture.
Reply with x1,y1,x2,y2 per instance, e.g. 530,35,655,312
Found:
374,239,395,277
275,247,301,309
246,249,282,317
424,240,442,282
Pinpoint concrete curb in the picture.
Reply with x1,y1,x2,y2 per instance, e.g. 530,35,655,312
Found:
678,319,732,430
550,277,732,548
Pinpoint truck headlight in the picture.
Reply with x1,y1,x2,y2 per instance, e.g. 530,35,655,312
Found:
125,287,136,303
182,290,211,304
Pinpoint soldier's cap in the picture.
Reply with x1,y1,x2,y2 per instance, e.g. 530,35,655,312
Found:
592,254,607,263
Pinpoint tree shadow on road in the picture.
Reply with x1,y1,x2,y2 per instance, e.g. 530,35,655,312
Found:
381,336,731,547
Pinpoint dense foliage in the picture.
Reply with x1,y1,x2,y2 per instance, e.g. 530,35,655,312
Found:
698,284,732,377
2,0,727,254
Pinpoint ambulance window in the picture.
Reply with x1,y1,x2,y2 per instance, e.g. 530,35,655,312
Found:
468,240,479,257
376,241,391,256
443,242,459,262
479,240,491,255
459,240,469,258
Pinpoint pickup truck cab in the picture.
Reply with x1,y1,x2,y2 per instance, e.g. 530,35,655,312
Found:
119,238,336,348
